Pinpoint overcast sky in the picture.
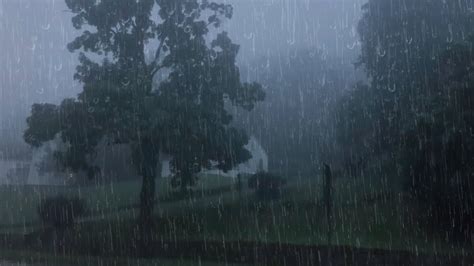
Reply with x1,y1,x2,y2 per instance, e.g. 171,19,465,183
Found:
0,0,365,141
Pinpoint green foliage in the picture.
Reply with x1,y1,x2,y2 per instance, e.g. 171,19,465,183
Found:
328,0,474,243
38,196,86,228
400,38,474,242
336,0,474,176
355,0,474,152
24,103,60,148
24,0,264,224
336,0,474,242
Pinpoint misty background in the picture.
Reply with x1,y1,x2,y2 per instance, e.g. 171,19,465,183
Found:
0,0,364,163
0,1,474,263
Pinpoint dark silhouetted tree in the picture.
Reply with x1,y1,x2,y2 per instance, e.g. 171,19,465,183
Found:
357,0,474,152
24,0,264,248
349,0,474,242
401,37,474,242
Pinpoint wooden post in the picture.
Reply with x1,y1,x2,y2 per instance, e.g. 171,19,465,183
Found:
237,173,242,201
323,163,333,264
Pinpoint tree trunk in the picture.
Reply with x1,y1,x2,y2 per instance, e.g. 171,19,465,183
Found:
138,169,156,257
135,140,158,257
180,167,192,196
140,172,156,228
323,163,333,265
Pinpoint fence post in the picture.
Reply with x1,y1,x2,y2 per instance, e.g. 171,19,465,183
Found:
323,163,333,263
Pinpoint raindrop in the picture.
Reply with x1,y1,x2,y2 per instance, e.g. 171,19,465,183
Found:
320,75,326,86
123,17,132,24
184,25,192,34
121,78,130,86
36,87,44,95
350,25,357,38
209,51,218,61
388,84,397,93
88,106,95,113
54,63,63,71
244,32,254,40
376,44,387,57
41,23,51,30
346,41,359,50
447,24,453,43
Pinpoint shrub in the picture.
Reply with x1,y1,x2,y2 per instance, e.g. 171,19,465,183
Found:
38,196,86,228
248,172,287,200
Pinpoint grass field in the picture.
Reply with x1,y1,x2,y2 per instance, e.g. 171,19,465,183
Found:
0,172,471,257
59,174,471,256
0,173,236,228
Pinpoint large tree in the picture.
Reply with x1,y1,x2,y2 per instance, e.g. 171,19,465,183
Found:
400,37,474,241
346,0,474,241
336,0,474,180
356,0,474,154
24,0,264,240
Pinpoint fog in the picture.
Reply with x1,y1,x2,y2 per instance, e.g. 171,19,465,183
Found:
1,0,473,265
0,0,363,152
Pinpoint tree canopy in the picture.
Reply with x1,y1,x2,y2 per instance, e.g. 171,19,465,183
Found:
356,0,474,153
24,0,264,232
338,0,474,241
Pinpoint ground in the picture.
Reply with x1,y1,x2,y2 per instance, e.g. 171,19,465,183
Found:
0,249,247,266
0,173,234,230
67,175,469,254
0,172,472,264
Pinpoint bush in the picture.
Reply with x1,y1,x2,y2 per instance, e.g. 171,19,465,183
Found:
248,172,287,200
38,196,86,228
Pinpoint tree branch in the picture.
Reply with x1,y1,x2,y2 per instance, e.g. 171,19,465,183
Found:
150,36,166,77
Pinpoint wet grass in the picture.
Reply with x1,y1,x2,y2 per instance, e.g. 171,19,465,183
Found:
66,175,471,256
1,174,472,259
0,174,235,228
